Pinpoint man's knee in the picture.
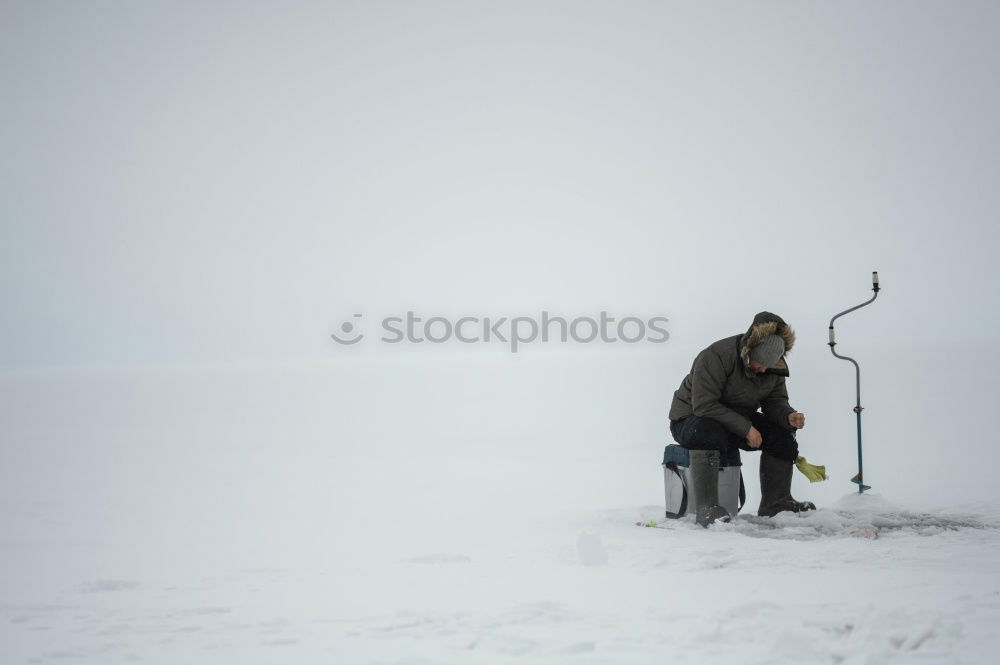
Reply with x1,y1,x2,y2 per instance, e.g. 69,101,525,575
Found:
674,416,734,451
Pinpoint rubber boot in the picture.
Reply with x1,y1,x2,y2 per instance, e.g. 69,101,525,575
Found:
689,449,731,528
757,453,817,517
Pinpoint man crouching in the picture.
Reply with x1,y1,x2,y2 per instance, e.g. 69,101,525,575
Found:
669,311,816,527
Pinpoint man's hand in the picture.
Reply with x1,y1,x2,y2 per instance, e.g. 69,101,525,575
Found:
746,426,763,449
788,412,806,429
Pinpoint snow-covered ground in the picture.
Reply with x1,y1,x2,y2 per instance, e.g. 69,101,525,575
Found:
3,362,998,664
3,494,998,665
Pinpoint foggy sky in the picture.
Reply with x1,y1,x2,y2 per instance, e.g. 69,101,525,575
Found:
2,1,999,369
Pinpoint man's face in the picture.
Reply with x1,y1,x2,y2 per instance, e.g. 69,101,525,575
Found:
748,359,769,374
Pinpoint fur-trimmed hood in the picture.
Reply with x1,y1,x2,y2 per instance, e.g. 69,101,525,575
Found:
668,311,799,433
739,311,796,377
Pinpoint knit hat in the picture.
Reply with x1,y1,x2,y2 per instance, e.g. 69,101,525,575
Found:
750,333,785,368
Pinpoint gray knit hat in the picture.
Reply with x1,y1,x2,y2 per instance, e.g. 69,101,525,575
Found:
750,333,786,368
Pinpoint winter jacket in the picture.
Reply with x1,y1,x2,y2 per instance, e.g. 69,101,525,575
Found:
668,311,797,438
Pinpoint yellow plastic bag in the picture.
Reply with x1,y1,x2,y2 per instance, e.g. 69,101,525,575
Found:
795,455,827,483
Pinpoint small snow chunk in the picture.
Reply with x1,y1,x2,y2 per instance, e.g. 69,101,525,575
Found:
576,532,608,566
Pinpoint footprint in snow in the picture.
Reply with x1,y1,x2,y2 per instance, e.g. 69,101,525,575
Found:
80,579,138,593
403,553,472,564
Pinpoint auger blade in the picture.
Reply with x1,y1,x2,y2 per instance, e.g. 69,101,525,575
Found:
850,473,871,493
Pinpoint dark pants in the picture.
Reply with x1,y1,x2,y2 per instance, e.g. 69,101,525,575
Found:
670,412,799,462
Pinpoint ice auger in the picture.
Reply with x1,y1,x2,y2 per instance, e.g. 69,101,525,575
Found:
828,272,881,493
